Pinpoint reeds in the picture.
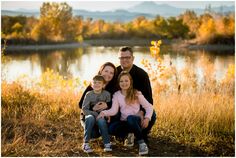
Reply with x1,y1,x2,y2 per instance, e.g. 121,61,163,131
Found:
1,52,235,156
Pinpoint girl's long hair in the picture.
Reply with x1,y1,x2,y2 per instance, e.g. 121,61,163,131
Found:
118,71,138,105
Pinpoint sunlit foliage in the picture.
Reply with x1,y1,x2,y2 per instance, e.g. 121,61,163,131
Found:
143,40,234,156
31,2,74,42
180,10,200,38
2,2,234,44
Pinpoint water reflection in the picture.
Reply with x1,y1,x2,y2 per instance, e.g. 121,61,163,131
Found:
2,46,235,83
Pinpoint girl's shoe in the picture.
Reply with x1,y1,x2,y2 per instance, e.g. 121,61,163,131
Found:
139,142,149,155
104,143,112,152
82,143,93,153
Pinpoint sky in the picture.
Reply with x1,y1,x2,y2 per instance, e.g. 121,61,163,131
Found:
1,0,235,11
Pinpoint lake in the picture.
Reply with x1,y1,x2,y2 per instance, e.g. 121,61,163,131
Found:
2,45,235,84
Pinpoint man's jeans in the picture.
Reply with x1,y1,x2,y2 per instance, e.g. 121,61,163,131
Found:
82,115,110,144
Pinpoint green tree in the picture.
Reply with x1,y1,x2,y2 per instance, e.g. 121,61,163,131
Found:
152,15,169,38
166,17,189,39
2,15,27,35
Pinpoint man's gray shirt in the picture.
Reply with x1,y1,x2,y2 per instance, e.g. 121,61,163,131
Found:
82,90,111,118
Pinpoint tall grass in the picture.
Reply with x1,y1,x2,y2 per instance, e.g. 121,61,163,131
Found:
147,42,235,156
1,74,83,156
153,89,234,156
1,51,235,156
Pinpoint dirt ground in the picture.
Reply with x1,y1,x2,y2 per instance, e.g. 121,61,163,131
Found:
1,120,208,157
74,136,204,157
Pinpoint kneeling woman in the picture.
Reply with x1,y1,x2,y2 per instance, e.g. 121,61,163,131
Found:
97,71,153,156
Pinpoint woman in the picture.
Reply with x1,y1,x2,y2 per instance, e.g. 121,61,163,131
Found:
79,62,117,140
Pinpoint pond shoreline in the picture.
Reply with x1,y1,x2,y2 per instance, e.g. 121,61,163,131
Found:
3,39,235,51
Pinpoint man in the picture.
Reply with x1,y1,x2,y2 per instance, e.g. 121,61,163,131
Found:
110,46,156,146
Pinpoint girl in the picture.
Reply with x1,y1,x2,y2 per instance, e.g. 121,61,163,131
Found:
97,71,153,155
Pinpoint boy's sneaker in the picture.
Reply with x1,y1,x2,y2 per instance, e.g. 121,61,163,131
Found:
124,133,134,147
139,142,149,155
82,143,93,153
104,143,112,152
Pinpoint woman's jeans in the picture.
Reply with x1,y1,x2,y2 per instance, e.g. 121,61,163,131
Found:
81,114,110,144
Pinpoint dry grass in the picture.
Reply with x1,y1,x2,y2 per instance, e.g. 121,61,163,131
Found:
154,91,234,156
1,60,235,156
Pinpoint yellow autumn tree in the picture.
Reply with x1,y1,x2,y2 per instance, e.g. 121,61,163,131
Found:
197,14,216,44
180,10,200,38
31,2,74,42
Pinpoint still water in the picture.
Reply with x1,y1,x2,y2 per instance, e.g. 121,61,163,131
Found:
2,46,235,83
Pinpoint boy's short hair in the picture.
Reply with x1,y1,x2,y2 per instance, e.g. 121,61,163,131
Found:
93,75,105,83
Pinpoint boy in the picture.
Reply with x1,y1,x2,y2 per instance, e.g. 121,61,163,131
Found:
82,75,112,153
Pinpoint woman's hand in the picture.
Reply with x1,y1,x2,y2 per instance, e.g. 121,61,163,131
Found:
141,118,149,129
96,112,105,121
93,102,108,112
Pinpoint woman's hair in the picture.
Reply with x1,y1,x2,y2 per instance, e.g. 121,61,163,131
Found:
98,62,117,94
118,71,137,105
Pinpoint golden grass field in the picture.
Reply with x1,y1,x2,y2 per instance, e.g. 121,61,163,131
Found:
1,53,235,156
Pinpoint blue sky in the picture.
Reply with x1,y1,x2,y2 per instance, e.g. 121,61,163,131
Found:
1,1,235,11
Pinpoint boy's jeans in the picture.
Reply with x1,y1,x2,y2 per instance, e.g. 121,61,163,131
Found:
83,115,110,144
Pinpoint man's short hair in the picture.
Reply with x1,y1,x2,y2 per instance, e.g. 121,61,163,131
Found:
119,46,133,55
93,75,105,83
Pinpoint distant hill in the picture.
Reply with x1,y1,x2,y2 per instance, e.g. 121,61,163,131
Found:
1,9,154,22
129,1,183,17
1,10,39,17
212,5,235,13
72,9,154,22
128,1,235,16
1,2,234,21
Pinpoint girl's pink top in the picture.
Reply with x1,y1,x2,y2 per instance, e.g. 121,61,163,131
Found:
102,90,153,121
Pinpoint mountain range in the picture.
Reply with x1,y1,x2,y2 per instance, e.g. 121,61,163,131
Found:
1,2,235,22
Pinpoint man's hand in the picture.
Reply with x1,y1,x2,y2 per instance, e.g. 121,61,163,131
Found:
93,102,108,112
141,118,149,129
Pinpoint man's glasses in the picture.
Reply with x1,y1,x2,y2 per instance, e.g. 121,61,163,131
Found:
119,56,132,60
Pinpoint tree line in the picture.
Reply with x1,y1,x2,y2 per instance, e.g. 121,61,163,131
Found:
1,2,235,45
